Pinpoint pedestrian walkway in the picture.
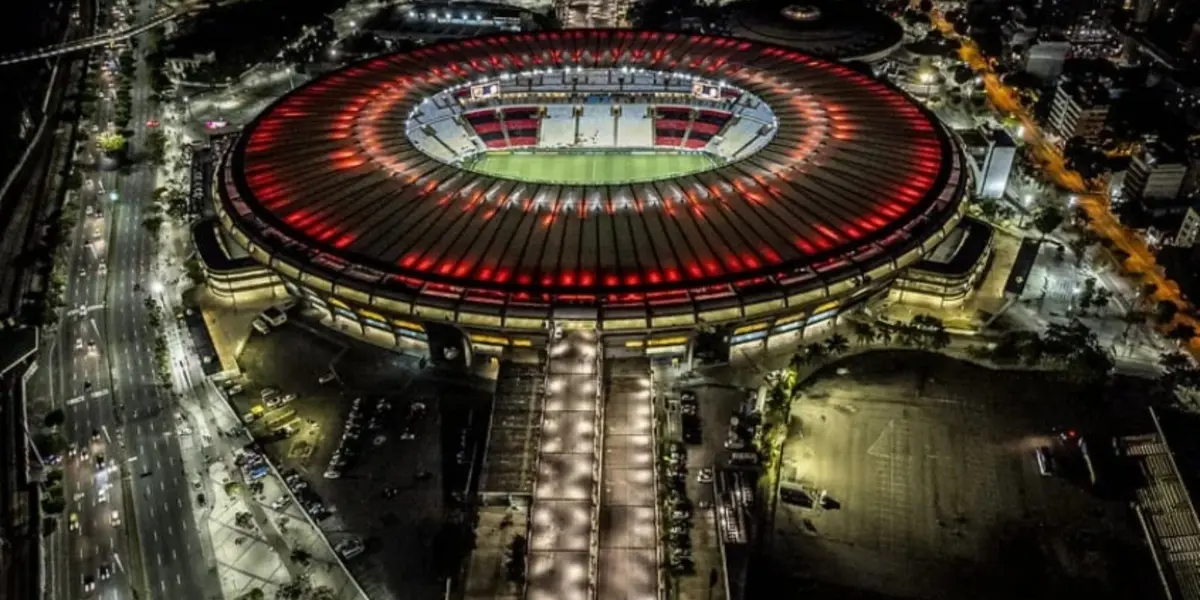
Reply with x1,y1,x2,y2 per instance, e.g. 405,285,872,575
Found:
527,330,601,600
597,357,659,600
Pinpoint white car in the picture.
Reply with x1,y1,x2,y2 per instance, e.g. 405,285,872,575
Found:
75,338,84,350
323,469,341,479
97,488,108,503
111,510,120,526
270,496,291,510
697,468,714,484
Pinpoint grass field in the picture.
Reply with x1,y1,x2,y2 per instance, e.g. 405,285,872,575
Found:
467,151,717,184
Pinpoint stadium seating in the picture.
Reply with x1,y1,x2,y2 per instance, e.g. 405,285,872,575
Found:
464,109,509,149
501,107,541,148
654,107,691,147
682,109,732,149
577,105,614,147
539,105,577,148
616,105,653,148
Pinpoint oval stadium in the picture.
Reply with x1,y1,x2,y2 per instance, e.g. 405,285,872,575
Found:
207,30,975,354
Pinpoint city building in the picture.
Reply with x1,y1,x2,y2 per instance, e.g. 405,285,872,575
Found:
1046,76,1110,144
1172,205,1200,246
206,31,970,358
979,129,1016,199
890,218,995,308
957,128,1016,200
555,0,627,28
1024,40,1071,82
363,2,539,44
1123,142,1190,213
723,0,904,63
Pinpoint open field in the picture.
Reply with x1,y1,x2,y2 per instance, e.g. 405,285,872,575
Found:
468,151,716,184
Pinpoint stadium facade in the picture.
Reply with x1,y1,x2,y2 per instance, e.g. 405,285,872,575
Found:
208,30,973,357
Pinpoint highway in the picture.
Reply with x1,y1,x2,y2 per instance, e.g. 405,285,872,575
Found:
38,0,214,598
931,12,1199,356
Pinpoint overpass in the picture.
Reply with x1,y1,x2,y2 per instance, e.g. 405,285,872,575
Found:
0,8,184,66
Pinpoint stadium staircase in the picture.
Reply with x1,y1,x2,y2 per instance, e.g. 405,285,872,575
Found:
678,111,697,149
524,329,603,600
685,109,732,150
611,106,621,147
572,106,582,146
424,124,459,158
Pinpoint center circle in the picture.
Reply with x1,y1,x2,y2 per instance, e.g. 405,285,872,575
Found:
780,4,822,21
404,69,778,185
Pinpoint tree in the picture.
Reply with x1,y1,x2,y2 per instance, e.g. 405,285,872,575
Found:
505,534,528,583
1167,324,1196,345
142,215,163,235
852,322,875,346
96,130,126,154
237,589,265,600
1068,234,1098,266
1141,283,1159,304
43,408,66,429
1032,205,1065,240
289,548,311,566
802,342,826,365
875,322,895,345
1156,300,1180,325
824,333,850,355
42,496,65,515
235,512,254,529
33,432,66,458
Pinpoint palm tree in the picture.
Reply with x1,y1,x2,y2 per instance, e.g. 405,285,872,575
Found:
825,333,850,355
852,322,876,346
875,322,895,345
896,323,921,347
1166,323,1196,346
930,328,952,350
803,342,826,365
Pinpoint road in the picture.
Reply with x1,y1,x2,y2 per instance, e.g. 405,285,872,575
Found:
39,0,213,598
931,12,1200,357
101,0,216,596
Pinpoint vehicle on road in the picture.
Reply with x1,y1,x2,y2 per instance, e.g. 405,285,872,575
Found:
83,575,96,593
697,468,713,484
69,512,79,531
335,537,364,559
270,496,291,510
111,510,120,526
98,563,112,580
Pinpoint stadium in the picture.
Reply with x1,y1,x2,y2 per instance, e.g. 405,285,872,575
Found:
210,30,971,355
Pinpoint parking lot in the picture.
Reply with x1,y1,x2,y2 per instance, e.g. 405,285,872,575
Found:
766,350,1160,600
655,363,751,600
229,319,484,600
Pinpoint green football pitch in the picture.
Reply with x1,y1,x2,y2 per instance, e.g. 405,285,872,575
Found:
467,151,717,185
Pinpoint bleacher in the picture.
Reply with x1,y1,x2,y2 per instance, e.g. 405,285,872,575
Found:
711,114,775,161
539,105,577,148
464,109,508,149
654,107,691,147
684,109,732,149
501,106,540,148
616,104,652,148
577,105,614,147
431,117,478,155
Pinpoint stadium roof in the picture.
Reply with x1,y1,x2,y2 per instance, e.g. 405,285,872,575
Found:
724,0,904,62
220,30,965,309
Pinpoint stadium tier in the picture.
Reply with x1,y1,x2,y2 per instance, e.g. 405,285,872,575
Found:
213,30,969,346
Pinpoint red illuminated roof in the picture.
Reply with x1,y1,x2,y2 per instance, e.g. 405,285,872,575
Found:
221,30,966,308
